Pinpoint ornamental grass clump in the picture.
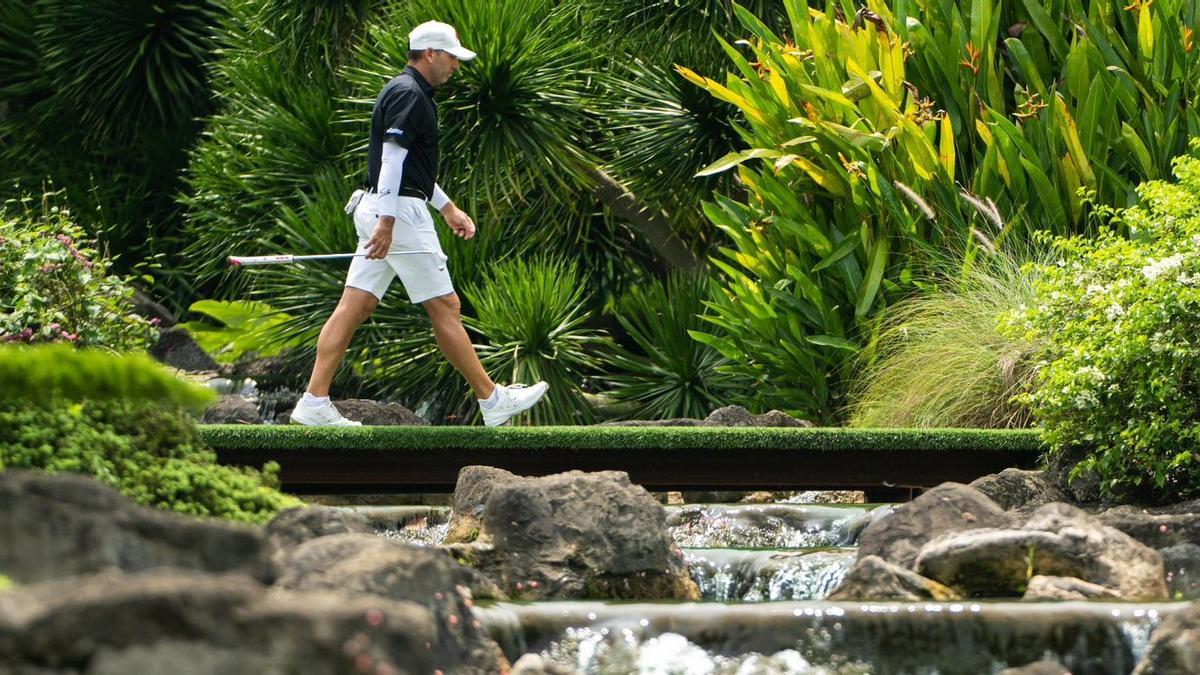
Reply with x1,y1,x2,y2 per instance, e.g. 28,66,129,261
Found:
0,346,301,523
1004,154,1200,503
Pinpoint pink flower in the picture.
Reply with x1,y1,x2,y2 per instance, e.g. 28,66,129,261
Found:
149,317,162,327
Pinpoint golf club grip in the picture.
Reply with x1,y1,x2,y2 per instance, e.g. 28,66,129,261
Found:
228,255,295,266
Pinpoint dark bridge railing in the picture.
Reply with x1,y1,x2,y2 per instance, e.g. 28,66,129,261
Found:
203,426,1044,502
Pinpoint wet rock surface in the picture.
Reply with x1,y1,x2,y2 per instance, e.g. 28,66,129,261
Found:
1133,601,1200,674
263,506,373,558
201,394,260,424
445,466,699,601
856,482,1013,568
0,471,271,585
0,570,493,674
970,468,1067,511
826,554,960,601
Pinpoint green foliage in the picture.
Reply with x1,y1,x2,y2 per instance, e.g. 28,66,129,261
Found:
685,2,983,421
0,0,224,303
0,574,9,591
463,258,611,425
603,274,748,420
848,248,1045,428
0,195,158,351
0,346,299,523
1004,154,1200,502
179,300,299,364
0,346,214,410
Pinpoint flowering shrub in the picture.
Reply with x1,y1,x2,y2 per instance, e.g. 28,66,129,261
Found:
0,194,158,351
1004,156,1200,503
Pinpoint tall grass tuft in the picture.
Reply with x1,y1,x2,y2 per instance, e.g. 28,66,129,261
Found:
846,247,1047,429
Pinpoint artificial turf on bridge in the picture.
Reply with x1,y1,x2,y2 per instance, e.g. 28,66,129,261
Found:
203,426,1045,501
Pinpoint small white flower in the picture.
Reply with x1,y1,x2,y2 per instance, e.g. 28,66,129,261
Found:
1142,254,1185,281
1105,303,1125,320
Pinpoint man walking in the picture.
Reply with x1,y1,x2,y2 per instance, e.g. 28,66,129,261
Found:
290,21,548,427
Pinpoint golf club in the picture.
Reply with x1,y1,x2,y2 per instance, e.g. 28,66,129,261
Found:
228,251,446,270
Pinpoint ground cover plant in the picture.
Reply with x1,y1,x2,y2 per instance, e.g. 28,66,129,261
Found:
0,346,301,523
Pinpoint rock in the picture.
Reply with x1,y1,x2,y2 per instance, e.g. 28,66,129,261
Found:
1132,602,1200,674
332,399,429,425
201,394,261,424
132,289,177,328
263,506,373,554
1161,544,1200,601
597,418,704,427
596,406,812,428
1098,506,1200,550
825,555,960,601
856,483,1012,568
970,469,1067,511
749,409,814,427
1022,575,1121,601
148,326,219,372
511,653,580,675
1001,659,1071,675
446,466,519,544
915,503,1168,600
449,467,699,601
703,405,754,426
1045,445,1103,504
0,569,501,674
0,471,272,585
221,354,304,390
273,533,506,670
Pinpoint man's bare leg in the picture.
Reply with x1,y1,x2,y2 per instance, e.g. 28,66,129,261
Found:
423,292,494,399
305,286,379,397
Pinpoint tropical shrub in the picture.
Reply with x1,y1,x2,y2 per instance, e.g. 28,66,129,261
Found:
178,300,300,364
603,274,748,420
0,194,158,351
1004,154,1200,503
463,258,611,425
0,0,224,303
848,247,1044,428
0,346,301,523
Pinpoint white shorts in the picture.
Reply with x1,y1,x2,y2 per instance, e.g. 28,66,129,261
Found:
345,192,453,303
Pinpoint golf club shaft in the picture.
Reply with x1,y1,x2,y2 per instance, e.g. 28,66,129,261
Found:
228,251,440,266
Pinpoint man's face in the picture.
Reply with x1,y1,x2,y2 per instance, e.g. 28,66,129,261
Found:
429,49,460,86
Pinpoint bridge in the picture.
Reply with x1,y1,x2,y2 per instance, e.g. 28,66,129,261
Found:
203,426,1044,502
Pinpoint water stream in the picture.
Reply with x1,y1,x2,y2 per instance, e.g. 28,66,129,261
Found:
344,500,1185,674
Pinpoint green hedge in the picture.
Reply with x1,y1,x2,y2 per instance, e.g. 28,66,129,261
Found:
200,425,1044,454
0,345,301,523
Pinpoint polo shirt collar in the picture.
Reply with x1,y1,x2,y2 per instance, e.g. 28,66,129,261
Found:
404,65,434,96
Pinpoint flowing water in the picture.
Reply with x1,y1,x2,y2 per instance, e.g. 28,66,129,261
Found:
343,499,1186,674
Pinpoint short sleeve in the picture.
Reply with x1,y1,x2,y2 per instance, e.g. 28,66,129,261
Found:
382,89,423,149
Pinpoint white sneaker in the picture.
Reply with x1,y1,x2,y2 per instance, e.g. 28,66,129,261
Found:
480,382,549,427
289,399,362,427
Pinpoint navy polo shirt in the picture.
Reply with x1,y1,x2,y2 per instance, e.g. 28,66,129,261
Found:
365,66,438,198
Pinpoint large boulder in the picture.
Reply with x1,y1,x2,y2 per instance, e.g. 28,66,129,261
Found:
1132,602,1200,674
0,570,500,674
856,483,1012,568
1021,575,1121,602
201,395,260,424
1098,505,1200,550
445,466,518,544
263,506,373,559
446,467,699,601
825,555,960,601
915,503,1168,600
148,326,219,372
332,399,429,425
1162,544,1200,601
0,471,272,585
969,469,1067,511
274,533,506,670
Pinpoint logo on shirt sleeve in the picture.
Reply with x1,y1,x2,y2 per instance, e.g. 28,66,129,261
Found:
386,128,404,136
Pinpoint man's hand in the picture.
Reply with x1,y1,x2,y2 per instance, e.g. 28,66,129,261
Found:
365,217,394,259
442,204,475,240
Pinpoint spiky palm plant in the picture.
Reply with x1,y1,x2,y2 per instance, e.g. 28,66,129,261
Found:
34,0,222,148
462,257,610,425
603,274,748,420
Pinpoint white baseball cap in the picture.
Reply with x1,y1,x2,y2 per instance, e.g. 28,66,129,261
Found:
409,21,476,61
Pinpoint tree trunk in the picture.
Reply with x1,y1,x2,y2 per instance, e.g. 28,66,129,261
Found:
585,166,703,273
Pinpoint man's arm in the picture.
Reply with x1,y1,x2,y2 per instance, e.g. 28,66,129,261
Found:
366,141,408,258
431,183,475,240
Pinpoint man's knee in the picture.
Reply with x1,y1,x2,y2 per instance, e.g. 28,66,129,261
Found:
335,287,379,323
423,292,461,321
